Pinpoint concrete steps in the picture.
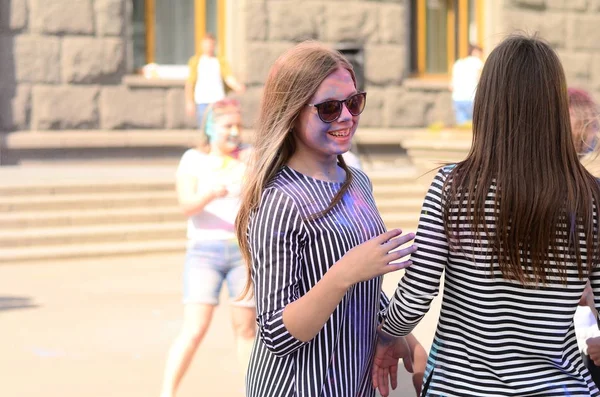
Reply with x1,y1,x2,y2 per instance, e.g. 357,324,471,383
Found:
1,172,186,262
1,164,431,263
0,181,174,196
0,191,177,212
0,239,186,262
0,206,183,228
366,167,430,233
0,222,186,248
402,129,472,174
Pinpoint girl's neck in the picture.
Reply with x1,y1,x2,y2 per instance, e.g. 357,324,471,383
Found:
286,153,344,183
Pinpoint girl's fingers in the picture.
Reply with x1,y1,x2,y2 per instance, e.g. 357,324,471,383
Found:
386,245,417,262
372,365,379,388
381,232,415,251
378,367,389,396
390,364,398,390
375,228,403,244
383,261,412,274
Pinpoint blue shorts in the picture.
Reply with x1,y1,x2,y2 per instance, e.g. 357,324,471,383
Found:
453,99,474,125
196,103,210,129
183,239,254,307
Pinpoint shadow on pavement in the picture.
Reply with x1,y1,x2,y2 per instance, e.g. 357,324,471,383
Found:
0,296,39,312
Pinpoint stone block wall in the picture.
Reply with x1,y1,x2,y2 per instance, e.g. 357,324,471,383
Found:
0,0,194,132
3,0,600,133
502,0,600,100
241,0,419,128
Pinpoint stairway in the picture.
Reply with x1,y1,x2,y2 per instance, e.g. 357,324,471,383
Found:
0,178,187,263
369,167,433,232
0,165,431,263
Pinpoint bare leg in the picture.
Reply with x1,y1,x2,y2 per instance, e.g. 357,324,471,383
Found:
160,303,215,397
230,305,256,376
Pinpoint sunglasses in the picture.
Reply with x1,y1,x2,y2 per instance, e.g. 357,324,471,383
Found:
306,92,367,123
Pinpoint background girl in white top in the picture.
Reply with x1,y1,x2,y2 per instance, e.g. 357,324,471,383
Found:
450,44,484,126
160,98,255,397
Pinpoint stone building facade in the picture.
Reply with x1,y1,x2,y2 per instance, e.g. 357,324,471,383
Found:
1,0,600,134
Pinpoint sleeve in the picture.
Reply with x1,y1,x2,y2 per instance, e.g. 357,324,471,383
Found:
249,188,308,357
381,169,450,337
187,55,198,85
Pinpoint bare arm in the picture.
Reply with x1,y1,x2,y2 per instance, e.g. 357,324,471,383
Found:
185,80,195,104
224,75,245,93
282,264,349,342
176,174,226,217
184,80,196,116
283,230,416,343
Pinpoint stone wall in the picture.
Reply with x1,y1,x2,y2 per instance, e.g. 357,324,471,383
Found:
239,0,455,129
0,0,194,132
2,0,600,133
502,0,600,100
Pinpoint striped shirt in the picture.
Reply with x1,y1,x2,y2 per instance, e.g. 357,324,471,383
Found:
382,166,600,396
246,165,389,397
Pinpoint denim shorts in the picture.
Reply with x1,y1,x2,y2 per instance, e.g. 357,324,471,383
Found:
183,239,254,307
196,103,209,128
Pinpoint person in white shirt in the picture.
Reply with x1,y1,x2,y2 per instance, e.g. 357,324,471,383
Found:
450,44,484,126
160,98,254,397
185,34,245,128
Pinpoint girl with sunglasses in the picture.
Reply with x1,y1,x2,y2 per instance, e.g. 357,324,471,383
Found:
235,41,426,397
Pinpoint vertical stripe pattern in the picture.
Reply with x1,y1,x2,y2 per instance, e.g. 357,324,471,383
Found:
382,166,600,396
246,166,388,397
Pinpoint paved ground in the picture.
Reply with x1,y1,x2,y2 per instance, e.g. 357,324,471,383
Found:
0,254,442,397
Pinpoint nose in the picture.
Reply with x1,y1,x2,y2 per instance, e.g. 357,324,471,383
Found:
337,102,353,122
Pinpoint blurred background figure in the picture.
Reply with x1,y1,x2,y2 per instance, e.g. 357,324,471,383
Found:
160,98,255,397
569,88,600,158
572,88,600,388
449,44,484,127
575,281,600,387
185,34,246,129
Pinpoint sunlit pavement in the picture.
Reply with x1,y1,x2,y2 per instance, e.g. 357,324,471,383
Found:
0,254,441,397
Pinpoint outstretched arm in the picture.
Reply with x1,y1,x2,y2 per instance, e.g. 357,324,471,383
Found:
381,169,450,337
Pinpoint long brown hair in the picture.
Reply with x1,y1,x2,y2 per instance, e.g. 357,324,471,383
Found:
235,41,356,298
443,33,600,285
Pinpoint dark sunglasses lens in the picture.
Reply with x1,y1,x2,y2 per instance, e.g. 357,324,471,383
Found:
318,101,342,122
347,93,366,116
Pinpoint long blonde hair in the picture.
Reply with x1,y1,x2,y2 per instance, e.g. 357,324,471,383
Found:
235,41,356,297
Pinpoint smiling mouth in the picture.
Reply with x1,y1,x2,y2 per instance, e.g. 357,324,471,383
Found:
328,129,350,138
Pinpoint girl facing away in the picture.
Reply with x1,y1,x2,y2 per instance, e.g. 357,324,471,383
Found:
374,34,600,396
160,98,255,397
235,41,427,397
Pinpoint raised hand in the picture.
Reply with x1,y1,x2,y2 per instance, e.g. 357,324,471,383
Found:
588,337,600,366
211,185,228,198
336,229,416,287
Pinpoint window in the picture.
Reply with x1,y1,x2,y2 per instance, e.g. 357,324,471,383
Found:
132,0,226,71
410,0,484,77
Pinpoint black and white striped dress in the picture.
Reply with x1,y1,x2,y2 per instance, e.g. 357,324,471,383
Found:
382,166,600,396
246,165,389,397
